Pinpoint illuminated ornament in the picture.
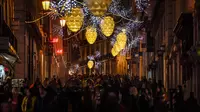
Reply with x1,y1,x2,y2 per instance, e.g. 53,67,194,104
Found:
85,26,97,44
113,42,121,52
87,60,94,69
111,48,118,57
84,0,112,16
42,0,50,10
66,8,84,32
100,16,115,37
116,29,127,49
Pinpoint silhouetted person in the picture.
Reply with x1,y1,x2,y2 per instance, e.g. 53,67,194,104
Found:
185,92,200,112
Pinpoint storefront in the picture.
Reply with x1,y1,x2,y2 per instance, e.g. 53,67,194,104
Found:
0,19,19,80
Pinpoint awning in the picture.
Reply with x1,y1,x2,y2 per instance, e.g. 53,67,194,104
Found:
0,20,20,64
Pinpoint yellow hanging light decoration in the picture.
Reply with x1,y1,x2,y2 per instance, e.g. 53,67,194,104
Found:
113,41,122,52
66,7,84,32
84,0,112,16
100,16,115,37
85,26,97,44
87,60,94,69
116,29,127,50
111,48,118,57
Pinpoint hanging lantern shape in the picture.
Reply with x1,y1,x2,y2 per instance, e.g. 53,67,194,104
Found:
100,16,115,37
111,48,118,57
84,0,112,16
87,60,94,69
116,29,127,50
85,26,97,44
113,42,121,52
66,7,84,32
42,0,50,10
60,19,66,27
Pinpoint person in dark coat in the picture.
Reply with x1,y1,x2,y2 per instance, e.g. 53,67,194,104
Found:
82,86,93,112
34,86,53,112
129,86,139,112
185,92,200,112
138,89,149,112
101,92,120,112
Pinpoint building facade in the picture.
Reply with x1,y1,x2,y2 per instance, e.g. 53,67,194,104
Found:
0,0,56,83
63,30,115,76
147,0,200,101
0,0,19,82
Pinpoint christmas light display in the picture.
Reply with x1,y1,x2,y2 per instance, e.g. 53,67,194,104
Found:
100,16,115,37
116,29,127,50
87,60,94,69
85,26,97,44
84,0,112,16
66,7,84,32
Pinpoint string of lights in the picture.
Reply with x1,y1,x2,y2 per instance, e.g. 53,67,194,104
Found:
25,0,150,68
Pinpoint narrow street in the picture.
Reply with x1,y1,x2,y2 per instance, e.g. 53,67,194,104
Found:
0,0,200,112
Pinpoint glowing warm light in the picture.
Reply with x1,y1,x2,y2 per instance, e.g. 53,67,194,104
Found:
113,41,121,52
66,8,84,32
87,60,94,69
116,29,127,49
60,19,66,27
42,0,50,10
51,38,58,43
116,55,128,75
100,16,115,37
85,0,112,16
85,26,97,44
56,49,63,54
111,48,118,57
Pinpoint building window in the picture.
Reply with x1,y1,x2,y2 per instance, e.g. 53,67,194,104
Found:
86,46,89,56
84,47,87,60
101,43,104,55
104,41,107,53
107,41,110,53
96,44,99,51
106,61,109,74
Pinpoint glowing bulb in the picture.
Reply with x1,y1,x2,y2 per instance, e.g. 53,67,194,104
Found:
100,16,115,37
87,60,94,69
116,30,127,50
111,48,118,57
66,7,84,32
85,26,97,44
113,42,121,52
84,0,112,16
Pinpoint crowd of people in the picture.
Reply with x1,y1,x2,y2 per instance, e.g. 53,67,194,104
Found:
0,75,200,112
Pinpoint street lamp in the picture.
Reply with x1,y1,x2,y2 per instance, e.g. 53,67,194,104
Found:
42,0,50,10
60,19,66,27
